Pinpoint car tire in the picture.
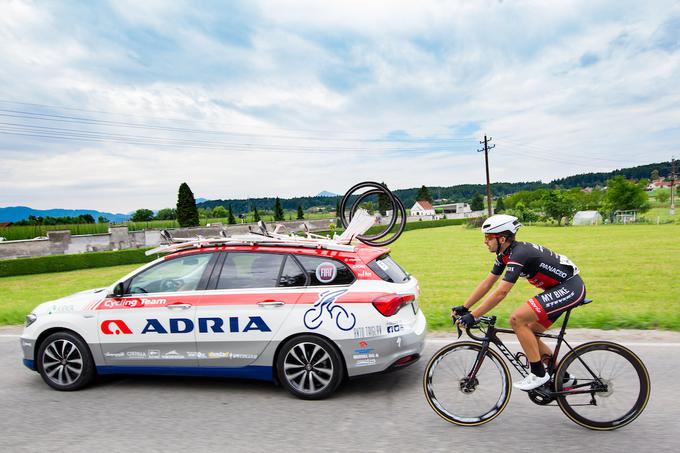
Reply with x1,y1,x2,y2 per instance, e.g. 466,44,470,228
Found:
37,331,96,391
276,335,344,400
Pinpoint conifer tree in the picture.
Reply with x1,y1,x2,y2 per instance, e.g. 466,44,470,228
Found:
274,197,285,221
176,182,199,227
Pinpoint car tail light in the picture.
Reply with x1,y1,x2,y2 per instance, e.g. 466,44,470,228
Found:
372,294,415,317
394,355,415,366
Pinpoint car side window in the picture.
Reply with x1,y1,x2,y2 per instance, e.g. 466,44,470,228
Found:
217,252,285,289
128,253,213,294
295,255,355,286
279,256,307,287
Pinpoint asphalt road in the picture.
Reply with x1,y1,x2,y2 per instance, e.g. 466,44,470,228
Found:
1,328,679,453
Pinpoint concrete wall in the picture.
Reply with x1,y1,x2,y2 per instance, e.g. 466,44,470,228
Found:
0,219,337,260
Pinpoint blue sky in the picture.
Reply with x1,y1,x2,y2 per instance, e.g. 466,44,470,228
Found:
0,0,679,212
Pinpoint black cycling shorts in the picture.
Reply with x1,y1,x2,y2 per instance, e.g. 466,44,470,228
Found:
527,275,586,328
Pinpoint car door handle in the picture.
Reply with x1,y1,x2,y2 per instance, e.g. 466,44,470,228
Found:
257,301,285,307
167,303,193,310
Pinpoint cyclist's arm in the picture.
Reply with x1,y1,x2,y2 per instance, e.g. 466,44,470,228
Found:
470,280,515,318
462,273,500,309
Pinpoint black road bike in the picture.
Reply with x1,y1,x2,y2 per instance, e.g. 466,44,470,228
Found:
423,299,650,430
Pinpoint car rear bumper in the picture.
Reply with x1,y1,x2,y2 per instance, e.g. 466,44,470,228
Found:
342,308,426,378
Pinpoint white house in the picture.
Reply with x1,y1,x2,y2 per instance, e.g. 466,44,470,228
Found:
435,203,472,214
411,200,436,217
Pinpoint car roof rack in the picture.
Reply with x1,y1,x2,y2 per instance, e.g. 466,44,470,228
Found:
145,209,375,256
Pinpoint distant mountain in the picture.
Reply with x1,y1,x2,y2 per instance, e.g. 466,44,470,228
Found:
316,191,338,197
0,206,130,223
195,198,208,203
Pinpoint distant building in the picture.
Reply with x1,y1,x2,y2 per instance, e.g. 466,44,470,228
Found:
435,203,472,215
411,201,435,217
647,179,672,191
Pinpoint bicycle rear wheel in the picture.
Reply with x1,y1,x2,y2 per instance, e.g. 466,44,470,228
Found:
555,341,650,430
423,341,512,426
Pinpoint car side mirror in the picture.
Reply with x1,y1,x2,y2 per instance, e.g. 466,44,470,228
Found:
109,282,125,298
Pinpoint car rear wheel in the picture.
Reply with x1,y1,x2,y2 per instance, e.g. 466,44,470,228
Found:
277,335,344,400
37,331,95,391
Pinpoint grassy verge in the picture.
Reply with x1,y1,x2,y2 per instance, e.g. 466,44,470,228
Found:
388,224,680,331
0,264,140,325
1,224,678,330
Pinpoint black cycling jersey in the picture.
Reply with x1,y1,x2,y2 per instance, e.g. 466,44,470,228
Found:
491,241,579,289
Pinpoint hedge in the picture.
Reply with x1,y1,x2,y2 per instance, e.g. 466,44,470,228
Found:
0,248,157,278
317,217,469,237
0,218,470,277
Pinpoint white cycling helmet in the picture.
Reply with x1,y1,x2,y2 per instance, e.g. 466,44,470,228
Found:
481,214,521,235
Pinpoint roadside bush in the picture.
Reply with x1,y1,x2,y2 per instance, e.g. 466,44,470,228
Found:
0,248,156,277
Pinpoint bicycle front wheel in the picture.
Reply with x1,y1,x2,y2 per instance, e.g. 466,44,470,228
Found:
423,341,512,426
555,341,651,430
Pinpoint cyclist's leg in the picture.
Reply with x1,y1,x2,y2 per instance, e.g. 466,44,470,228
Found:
529,322,553,359
509,304,541,362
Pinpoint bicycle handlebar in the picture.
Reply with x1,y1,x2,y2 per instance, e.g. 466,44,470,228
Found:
451,312,497,341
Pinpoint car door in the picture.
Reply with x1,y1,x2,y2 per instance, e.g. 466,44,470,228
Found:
97,252,217,369
196,251,305,368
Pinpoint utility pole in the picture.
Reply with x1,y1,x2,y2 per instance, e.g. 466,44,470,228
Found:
671,157,676,216
477,135,495,217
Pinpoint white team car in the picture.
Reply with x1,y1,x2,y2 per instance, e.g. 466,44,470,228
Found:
21,241,426,399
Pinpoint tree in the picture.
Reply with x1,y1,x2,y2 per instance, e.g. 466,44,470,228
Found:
155,208,177,220
602,176,651,215
495,196,505,213
297,205,305,220
212,206,228,219
131,208,154,222
656,189,670,204
378,182,391,215
416,185,433,203
541,190,576,226
227,205,236,224
470,193,484,211
97,216,110,224
650,169,660,181
335,198,340,216
273,197,285,221
79,214,95,224
176,182,199,227
253,205,261,222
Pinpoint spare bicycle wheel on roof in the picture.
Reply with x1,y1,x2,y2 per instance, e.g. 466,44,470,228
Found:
339,181,406,246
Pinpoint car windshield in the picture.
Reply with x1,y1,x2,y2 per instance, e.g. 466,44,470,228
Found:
128,254,213,294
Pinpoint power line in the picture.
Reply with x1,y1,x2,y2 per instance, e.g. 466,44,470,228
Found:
0,101,477,144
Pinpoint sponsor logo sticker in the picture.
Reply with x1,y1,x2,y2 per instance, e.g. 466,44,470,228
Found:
315,262,337,284
353,325,383,339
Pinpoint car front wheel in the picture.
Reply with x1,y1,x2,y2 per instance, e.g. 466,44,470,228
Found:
276,335,344,400
37,331,96,391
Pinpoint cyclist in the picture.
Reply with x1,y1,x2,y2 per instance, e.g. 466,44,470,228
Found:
452,214,586,391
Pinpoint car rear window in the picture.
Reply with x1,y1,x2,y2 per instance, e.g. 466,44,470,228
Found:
367,255,410,283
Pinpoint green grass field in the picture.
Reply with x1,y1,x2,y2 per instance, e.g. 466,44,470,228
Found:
388,224,680,331
1,224,678,330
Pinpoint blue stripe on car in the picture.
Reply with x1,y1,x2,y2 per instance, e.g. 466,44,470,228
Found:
96,365,273,381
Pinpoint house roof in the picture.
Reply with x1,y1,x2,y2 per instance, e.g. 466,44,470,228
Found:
414,200,434,210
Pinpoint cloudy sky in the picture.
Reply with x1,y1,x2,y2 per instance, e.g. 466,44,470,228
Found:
1,0,679,213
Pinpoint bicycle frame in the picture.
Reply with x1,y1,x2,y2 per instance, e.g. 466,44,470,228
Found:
459,309,607,398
